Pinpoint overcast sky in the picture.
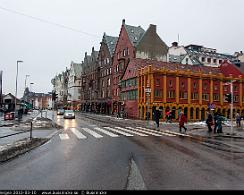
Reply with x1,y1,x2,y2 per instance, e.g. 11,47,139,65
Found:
0,0,244,98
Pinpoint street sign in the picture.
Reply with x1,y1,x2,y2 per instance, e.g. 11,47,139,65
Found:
145,88,151,93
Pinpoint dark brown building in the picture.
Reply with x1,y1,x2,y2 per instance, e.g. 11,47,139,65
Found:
81,47,99,112
96,33,118,114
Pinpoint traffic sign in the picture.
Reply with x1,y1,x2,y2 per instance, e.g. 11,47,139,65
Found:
145,88,151,93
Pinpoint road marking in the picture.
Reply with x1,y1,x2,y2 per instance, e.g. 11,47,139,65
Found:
135,127,176,137
70,128,87,139
126,127,162,137
94,127,119,137
164,130,192,137
59,134,70,140
82,128,103,138
104,127,134,137
115,127,148,136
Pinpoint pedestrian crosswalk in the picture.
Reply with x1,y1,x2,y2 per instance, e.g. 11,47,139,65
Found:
58,126,178,141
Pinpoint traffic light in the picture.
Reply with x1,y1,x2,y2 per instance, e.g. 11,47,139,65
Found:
52,92,58,101
225,93,232,103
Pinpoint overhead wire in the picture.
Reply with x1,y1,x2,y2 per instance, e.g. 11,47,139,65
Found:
0,5,100,38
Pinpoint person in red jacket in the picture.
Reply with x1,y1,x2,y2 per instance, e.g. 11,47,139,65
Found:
179,111,187,132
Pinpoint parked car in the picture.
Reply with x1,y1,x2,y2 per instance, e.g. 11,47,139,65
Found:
57,109,65,115
63,110,75,119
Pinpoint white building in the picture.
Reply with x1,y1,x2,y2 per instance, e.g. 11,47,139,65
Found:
67,61,82,110
51,69,69,109
168,42,238,67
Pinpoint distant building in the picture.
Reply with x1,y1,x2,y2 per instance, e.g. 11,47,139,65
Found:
67,61,82,110
51,69,69,109
168,43,239,67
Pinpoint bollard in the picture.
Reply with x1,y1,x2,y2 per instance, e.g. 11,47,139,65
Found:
30,121,33,139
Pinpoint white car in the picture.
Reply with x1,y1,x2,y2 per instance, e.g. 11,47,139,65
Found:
63,110,75,119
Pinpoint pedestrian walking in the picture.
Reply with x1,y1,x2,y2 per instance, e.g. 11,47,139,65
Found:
216,115,224,134
206,112,213,133
236,112,241,128
166,110,172,123
179,111,187,133
213,112,220,134
154,108,160,130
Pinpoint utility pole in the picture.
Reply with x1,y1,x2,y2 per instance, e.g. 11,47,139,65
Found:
230,81,234,135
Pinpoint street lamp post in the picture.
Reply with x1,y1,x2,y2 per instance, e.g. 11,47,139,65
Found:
24,75,30,91
30,82,34,109
14,60,23,116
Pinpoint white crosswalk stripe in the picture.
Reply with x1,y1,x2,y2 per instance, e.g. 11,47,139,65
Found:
115,127,148,136
94,127,119,137
59,134,70,140
126,127,162,137
59,126,179,141
136,127,176,137
103,127,134,137
82,128,103,138
71,128,87,139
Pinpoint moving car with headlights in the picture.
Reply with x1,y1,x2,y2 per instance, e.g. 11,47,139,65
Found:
63,110,75,119
57,109,65,115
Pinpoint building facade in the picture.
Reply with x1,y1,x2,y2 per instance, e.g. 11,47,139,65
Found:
80,47,99,112
96,33,118,114
138,61,244,121
168,43,239,67
67,61,82,110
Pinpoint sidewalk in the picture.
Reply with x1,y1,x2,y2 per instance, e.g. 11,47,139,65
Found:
86,113,244,139
0,110,59,163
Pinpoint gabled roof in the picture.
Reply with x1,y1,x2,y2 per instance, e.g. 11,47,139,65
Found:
124,24,145,46
122,58,233,81
103,33,118,56
219,61,244,77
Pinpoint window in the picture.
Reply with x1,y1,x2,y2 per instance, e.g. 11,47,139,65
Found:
192,92,199,100
219,60,223,64
168,90,175,98
169,80,173,87
234,85,238,92
207,58,211,63
181,82,185,89
213,59,217,63
224,86,228,91
106,58,110,64
154,89,162,98
107,78,111,86
234,95,239,102
203,83,208,90
213,94,219,101
202,57,205,62
202,94,209,101
156,79,160,86
193,82,197,90
180,91,187,99
214,85,218,91
186,58,189,64
109,68,112,75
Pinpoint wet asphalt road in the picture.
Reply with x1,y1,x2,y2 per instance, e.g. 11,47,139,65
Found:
0,112,244,190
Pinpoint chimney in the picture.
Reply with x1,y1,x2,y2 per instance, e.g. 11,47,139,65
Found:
172,42,178,47
122,19,125,25
149,24,157,33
